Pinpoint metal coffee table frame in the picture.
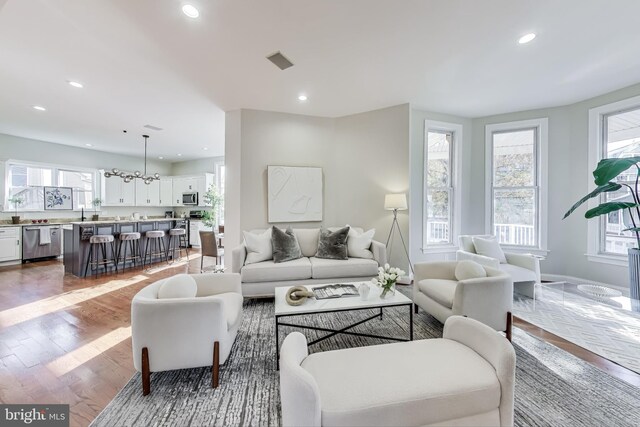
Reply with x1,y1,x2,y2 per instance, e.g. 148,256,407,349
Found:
275,301,414,367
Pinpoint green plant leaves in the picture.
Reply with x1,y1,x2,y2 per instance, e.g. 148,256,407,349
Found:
584,202,637,219
593,157,640,185
563,182,622,219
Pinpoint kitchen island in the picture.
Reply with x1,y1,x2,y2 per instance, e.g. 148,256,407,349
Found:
63,218,189,277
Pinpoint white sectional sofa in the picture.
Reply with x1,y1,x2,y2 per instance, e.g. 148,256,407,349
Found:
231,227,387,297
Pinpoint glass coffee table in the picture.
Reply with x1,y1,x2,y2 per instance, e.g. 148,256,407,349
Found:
274,281,414,367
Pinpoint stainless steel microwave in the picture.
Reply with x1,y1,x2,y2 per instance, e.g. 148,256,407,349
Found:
182,192,198,205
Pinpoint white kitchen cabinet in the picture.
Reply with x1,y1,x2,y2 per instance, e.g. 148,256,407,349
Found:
183,177,197,192
172,177,186,206
189,220,212,247
0,227,21,262
197,173,215,206
135,179,160,206
168,173,217,207
159,178,173,206
102,172,136,206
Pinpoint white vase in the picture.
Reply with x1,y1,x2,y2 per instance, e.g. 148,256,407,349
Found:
380,283,396,299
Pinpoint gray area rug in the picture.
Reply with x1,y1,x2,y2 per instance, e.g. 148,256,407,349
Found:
92,296,640,427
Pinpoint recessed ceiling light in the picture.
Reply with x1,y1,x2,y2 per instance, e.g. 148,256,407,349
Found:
177,153,182,157
33,105,46,111
68,80,83,88
182,4,199,18
518,33,536,44
298,94,308,101
203,147,208,151
158,156,164,160
85,143,93,147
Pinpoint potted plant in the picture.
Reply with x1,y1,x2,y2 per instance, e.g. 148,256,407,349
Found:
91,198,102,221
202,184,222,230
8,196,24,224
564,156,640,299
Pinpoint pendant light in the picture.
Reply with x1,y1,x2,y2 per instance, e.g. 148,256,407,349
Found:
104,135,160,184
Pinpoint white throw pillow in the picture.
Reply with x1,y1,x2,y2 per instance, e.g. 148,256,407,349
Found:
157,274,198,299
293,228,320,257
455,260,487,281
243,229,273,264
472,236,507,263
346,227,375,259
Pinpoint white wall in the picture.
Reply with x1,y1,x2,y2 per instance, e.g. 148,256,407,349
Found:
224,104,411,271
409,109,473,265
0,133,172,220
170,156,223,175
472,82,640,288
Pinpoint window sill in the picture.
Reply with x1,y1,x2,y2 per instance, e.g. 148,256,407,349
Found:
421,246,458,254
585,253,628,267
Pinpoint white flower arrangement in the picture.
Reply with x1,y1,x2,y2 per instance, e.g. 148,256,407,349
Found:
371,263,406,298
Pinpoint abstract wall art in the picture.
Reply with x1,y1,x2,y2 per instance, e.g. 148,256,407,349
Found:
267,166,322,223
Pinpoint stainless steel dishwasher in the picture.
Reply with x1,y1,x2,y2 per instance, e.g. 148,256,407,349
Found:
22,225,62,262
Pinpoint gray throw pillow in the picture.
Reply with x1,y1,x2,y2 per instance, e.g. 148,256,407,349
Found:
271,226,302,263
316,226,349,260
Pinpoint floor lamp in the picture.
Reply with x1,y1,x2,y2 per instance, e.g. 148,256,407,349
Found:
384,193,414,275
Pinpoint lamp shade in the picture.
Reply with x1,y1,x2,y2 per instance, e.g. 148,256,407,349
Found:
384,193,407,210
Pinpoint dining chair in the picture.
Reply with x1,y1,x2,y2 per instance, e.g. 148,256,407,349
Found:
200,230,224,272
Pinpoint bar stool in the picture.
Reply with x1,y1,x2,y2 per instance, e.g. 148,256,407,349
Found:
84,234,118,278
117,232,142,270
167,228,189,263
144,230,167,266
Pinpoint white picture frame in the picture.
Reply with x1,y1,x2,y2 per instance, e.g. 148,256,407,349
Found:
268,166,323,223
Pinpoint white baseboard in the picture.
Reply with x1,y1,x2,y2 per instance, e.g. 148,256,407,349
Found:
541,273,628,294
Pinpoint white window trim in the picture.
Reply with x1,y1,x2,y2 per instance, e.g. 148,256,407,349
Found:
484,118,548,251
421,120,462,254
587,94,640,265
2,159,98,212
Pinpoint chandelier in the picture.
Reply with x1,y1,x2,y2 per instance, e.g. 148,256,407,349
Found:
104,134,160,184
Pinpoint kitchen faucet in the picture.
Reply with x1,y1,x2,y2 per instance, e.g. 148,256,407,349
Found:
81,207,86,222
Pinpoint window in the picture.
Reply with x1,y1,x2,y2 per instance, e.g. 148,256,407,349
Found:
216,163,225,226
4,161,96,211
422,120,462,251
600,107,640,255
486,119,547,250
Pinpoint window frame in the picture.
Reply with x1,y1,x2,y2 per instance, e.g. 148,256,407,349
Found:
421,120,463,253
587,95,640,265
215,161,225,226
485,118,548,253
3,159,98,212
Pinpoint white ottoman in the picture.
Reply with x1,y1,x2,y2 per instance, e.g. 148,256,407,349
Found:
279,316,516,427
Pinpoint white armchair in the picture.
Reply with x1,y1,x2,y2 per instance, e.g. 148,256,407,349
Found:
457,235,541,298
413,261,513,340
131,273,243,395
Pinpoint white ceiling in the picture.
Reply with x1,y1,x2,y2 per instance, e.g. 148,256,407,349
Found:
1,0,640,160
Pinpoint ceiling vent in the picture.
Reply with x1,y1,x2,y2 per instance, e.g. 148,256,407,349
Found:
266,51,294,70
144,124,163,131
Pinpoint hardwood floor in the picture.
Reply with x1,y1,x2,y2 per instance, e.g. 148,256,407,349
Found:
0,255,204,427
1,259,639,427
